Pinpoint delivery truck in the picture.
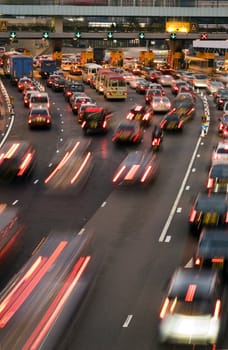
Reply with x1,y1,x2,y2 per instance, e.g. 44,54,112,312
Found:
9,55,33,85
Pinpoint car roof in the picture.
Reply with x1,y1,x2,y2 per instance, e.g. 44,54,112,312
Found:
123,150,155,166
198,228,228,258
168,267,218,300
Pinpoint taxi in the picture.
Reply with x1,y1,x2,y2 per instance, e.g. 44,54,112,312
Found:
28,106,52,129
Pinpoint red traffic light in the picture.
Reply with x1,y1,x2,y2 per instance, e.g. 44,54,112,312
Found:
200,32,208,40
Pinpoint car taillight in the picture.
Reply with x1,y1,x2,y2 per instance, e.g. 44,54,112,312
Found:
213,299,221,320
126,113,134,120
189,209,197,223
17,152,33,176
195,257,201,266
160,120,167,129
178,120,184,128
143,113,150,121
160,298,169,319
152,138,160,146
207,177,214,189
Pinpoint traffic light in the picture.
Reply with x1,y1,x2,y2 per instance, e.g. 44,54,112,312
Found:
170,33,176,40
200,32,208,40
139,32,145,40
9,32,16,40
74,32,81,39
42,32,49,39
107,32,113,40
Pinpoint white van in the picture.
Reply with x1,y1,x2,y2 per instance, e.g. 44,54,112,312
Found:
29,92,50,110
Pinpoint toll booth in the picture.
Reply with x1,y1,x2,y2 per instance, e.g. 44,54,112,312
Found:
109,50,124,67
138,51,154,67
81,51,94,65
196,51,215,72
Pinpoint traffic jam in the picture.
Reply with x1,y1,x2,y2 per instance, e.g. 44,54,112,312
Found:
0,46,228,349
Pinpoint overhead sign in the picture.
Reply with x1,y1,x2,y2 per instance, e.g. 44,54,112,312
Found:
166,21,190,33
190,22,198,32
193,40,228,49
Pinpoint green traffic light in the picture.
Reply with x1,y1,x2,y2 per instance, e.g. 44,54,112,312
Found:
139,32,145,39
10,32,16,39
170,33,176,39
75,32,81,39
107,32,113,39
43,32,49,39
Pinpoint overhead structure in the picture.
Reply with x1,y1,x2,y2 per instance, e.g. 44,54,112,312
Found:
193,40,228,49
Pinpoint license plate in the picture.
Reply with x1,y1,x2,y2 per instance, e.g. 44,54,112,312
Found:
135,113,142,120
203,212,218,225
90,121,97,128
167,122,176,129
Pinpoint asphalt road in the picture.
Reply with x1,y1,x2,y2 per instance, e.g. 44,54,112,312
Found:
0,72,225,350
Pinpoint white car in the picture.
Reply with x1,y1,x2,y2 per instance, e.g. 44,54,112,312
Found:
121,72,135,84
159,267,223,346
129,77,146,89
192,74,209,88
151,96,171,113
206,80,224,95
158,74,175,87
211,141,228,166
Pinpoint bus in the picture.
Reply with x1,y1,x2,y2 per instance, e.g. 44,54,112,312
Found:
82,63,102,84
95,68,113,94
185,55,215,74
103,73,127,100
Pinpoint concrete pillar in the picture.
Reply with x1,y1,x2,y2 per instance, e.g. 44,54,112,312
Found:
53,16,63,33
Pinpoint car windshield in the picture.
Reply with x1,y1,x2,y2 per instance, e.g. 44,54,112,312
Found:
84,111,103,120
118,125,136,132
31,109,48,115
217,147,228,154
199,238,228,257
31,96,47,103
195,75,208,80
211,165,228,178
196,198,227,213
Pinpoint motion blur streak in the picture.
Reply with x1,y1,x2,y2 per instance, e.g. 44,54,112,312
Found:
0,225,24,261
124,164,140,180
140,165,152,183
213,300,221,319
44,142,80,184
113,165,126,183
160,297,169,319
70,152,92,184
5,143,20,159
23,255,91,350
0,241,68,328
0,256,43,313
17,153,33,176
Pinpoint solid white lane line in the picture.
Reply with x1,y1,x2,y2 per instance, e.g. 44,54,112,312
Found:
158,136,202,242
